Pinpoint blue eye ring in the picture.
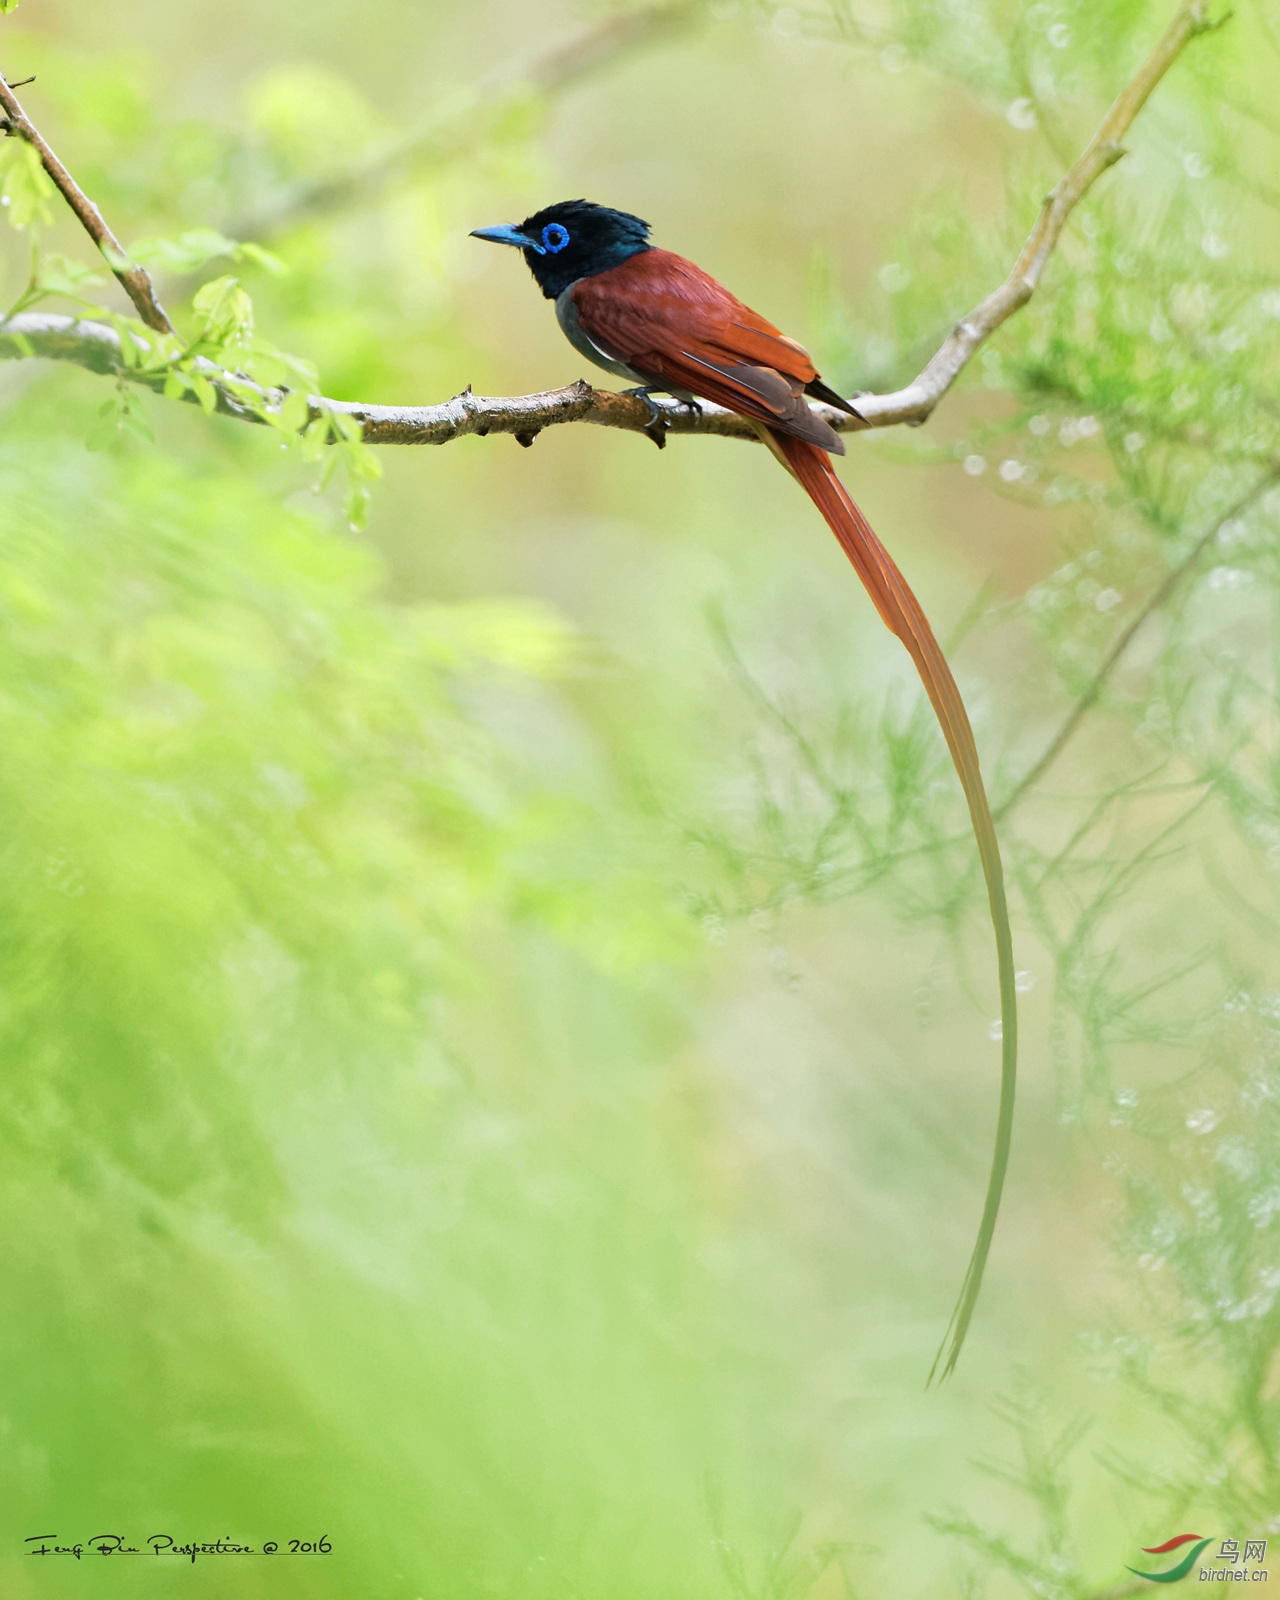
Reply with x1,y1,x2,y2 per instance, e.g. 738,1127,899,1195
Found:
541,223,570,254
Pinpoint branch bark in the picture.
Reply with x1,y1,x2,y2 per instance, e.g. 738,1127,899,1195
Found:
0,0,1213,445
0,78,175,335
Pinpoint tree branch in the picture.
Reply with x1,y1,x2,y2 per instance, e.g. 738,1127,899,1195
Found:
0,312,278,425
0,77,175,335
0,0,1214,446
854,0,1223,428
0,311,774,440
231,1,703,241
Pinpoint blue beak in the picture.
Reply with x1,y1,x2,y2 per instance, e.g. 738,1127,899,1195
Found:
470,223,544,254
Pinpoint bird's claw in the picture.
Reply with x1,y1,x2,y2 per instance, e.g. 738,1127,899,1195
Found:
623,385,668,446
623,386,701,449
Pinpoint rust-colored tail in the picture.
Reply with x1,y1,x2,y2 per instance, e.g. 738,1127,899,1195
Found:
771,429,1017,1382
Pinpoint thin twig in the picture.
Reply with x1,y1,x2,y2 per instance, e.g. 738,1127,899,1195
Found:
0,76,174,335
232,1,702,240
855,0,1225,428
995,463,1280,818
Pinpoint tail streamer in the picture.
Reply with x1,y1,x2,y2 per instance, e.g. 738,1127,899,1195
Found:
771,429,1017,1382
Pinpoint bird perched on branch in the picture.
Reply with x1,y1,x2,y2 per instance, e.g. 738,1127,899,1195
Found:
472,198,1016,1380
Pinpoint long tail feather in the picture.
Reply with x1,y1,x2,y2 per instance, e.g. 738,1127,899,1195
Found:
769,429,1017,1382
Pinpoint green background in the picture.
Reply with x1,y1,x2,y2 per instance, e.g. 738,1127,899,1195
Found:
0,1,1277,1595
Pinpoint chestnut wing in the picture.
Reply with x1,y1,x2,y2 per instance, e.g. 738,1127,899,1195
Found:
571,250,845,453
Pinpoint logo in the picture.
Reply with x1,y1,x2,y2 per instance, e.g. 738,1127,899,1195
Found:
1127,1537,1270,1584
1127,1536,1212,1584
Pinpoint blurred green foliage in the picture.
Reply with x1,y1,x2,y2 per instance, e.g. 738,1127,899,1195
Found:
1,1,1279,1597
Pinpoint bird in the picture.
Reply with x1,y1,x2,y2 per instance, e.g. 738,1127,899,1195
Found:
472,198,1016,1380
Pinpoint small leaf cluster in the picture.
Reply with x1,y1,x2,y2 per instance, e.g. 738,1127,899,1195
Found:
0,149,382,524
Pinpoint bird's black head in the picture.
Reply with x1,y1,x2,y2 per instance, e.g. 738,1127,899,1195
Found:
470,199,652,299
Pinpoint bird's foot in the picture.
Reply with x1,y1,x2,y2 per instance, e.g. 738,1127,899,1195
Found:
628,390,703,422
622,386,670,448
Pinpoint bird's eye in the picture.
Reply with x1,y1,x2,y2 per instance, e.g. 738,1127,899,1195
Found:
541,223,570,254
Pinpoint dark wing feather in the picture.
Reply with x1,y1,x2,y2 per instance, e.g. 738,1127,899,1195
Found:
804,376,866,422
679,350,845,451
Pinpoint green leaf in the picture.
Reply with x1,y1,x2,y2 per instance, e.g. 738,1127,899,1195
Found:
190,275,253,346
344,482,371,531
98,242,133,273
0,326,33,358
235,241,288,277
328,410,363,444
111,318,143,369
84,397,121,452
129,231,287,279
130,227,239,275
277,388,311,435
299,416,328,464
0,137,54,228
119,397,154,444
188,371,217,415
343,437,381,482
218,374,266,410
134,330,182,374
240,341,318,393
35,253,108,304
